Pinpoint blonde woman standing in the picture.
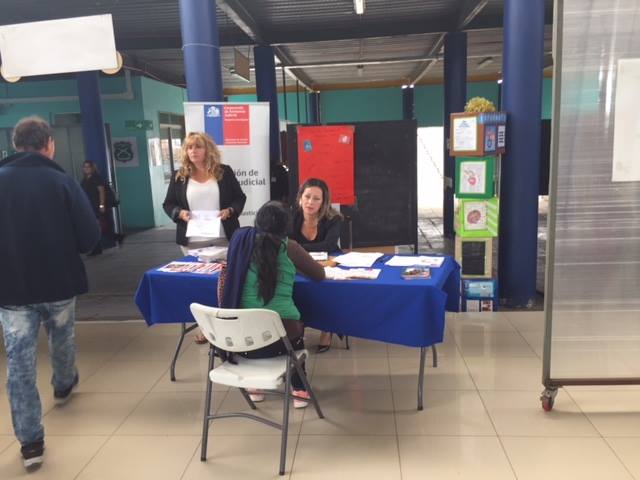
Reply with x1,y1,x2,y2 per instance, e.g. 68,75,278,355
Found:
163,132,246,342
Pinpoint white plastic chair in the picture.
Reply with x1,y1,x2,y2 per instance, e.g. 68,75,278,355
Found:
190,303,324,476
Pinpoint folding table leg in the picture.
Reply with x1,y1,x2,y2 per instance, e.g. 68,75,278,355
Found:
170,323,197,381
417,346,426,411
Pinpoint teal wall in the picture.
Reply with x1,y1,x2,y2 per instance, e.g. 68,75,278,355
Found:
139,76,188,227
229,91,310,123
0,74,184,229
1,75,553,229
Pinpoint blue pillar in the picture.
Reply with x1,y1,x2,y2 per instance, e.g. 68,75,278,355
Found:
76,71,109,179
309,92,320,124
402,86,415,120
254,45,281,166
499,0,545,307
443,32,467,238
179,0,223,101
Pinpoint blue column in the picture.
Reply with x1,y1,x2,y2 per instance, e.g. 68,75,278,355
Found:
443,32,467,238
402,86,415,120
179,0,223,101
76,71,109,179
309,91,320,124
254,45,281,166
499,0,545,307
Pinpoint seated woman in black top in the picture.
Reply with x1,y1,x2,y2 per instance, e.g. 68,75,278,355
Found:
289,178,343,353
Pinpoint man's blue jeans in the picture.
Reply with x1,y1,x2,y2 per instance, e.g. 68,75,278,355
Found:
0,298,77,445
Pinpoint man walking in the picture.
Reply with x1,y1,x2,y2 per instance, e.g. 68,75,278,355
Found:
0,116,100,470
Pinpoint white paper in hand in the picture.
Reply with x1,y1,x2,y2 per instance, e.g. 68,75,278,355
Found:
186,210,222,238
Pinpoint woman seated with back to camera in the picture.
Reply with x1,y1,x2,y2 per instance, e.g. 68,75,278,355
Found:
289,178,343,353
222,201,324,408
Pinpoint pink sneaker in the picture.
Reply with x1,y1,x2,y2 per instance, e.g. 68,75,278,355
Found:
292,390,310,409
247,389,264,402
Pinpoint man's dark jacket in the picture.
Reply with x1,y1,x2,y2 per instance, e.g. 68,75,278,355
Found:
0,151,100,305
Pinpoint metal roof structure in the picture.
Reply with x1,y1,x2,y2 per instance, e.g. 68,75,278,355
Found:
0,0,554,92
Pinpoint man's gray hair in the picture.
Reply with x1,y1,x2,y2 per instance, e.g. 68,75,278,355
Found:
12,116,54,151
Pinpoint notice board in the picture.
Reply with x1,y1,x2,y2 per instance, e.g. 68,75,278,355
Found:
287,120,417,249
297,125,355,204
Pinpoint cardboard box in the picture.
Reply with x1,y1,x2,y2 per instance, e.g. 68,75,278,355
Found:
455,156,495,198
455,236,493,278
450,111,506,157
455,197,499,238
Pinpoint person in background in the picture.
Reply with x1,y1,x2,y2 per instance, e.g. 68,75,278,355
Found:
289,178,343,353
81,160,109,256
0,116,100,470
221,201,325,408
270,161,290,205
163,131,246,343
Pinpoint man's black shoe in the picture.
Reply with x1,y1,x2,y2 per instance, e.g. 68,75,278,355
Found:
54,372,79,406
21,440,44,470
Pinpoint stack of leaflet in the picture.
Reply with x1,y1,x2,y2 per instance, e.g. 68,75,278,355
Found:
332,251,384,267
385,255,445,268
187,246,228,263
309,252,328,261
324,267,381,280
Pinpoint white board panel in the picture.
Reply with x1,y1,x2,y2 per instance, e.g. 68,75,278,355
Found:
612,58,640,182
0,15,117,77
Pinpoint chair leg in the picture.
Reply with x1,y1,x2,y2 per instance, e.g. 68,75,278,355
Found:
345,335,350,350
279,358,292,475
200,347,216,461
431,344,438,368
293,358,324,419
239,388,257,410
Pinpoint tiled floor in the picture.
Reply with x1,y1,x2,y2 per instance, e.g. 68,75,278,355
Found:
2,312,640,479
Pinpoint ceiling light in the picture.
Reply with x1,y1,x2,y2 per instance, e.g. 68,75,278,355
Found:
476,56,493,69
354,0,365,15
497,78,503,84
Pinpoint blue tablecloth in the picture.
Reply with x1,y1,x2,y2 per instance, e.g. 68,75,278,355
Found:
135,255,460,348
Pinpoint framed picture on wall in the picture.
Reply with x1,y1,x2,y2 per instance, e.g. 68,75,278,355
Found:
455,156,495,198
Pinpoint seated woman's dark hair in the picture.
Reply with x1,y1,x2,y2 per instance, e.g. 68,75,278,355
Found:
253,201,290,304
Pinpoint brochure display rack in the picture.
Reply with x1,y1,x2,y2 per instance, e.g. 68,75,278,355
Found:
450,103,505,310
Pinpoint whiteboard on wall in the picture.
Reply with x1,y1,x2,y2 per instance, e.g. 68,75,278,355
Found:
612,58,640,182
184,102,271,227
0,15,117,78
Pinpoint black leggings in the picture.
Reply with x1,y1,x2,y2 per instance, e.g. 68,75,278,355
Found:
238,336,307,390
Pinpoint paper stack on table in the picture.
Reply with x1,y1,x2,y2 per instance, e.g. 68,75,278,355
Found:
385,255,445,268
187,246,228,263
332,251,384,267
158,261,223,275
324,267,381,280
309,251,328,261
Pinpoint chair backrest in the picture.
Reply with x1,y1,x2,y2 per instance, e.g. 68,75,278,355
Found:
190,304,287,352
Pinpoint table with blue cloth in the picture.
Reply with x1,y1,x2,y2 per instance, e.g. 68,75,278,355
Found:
135,255,460,410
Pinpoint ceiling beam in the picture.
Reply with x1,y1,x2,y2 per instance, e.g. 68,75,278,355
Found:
407,33,445,86
408,0,489,86
458,0,490,29
215,0,314,91
216,0,266,43
121,52,185,87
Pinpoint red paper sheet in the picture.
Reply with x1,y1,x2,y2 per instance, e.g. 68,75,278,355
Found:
297,125,355,205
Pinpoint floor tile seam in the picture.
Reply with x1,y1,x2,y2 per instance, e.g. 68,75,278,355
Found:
178,440,203,480
562,387,612,440
0,437,16,455
600,437,638,480
385,352,405,479
497,434,615,439
70,434,112,480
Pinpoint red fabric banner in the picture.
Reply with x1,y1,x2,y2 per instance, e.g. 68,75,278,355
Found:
297,125,355,205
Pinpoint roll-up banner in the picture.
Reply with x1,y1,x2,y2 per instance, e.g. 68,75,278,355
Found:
184,102,271,227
